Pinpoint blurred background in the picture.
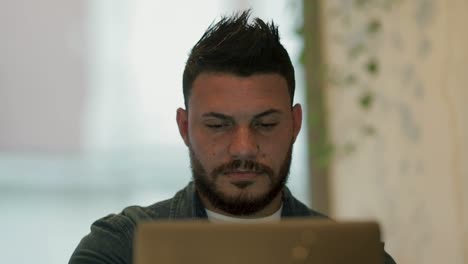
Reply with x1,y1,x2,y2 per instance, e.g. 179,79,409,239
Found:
1,0,467,264
0,0,308,264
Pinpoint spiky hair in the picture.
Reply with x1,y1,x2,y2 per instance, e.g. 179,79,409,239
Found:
182,10,295,108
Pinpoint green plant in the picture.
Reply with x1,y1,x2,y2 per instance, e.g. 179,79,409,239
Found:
301,0,402,166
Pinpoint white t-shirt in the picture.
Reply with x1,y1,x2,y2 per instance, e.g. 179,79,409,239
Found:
205,205,283,223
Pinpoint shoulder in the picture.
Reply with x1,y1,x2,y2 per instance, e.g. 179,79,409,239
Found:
93,196,180,237
68,197,176,264
122,198,174,222
85,183,195,235
95,196,176,230
282,187,329,219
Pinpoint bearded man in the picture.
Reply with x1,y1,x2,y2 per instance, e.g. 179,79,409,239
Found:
69,10,396,264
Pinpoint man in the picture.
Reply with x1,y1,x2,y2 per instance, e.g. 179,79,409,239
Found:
69,10,396,264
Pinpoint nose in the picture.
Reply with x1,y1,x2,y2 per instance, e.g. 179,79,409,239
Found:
228,126,259,159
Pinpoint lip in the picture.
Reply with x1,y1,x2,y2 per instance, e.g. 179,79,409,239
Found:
224,172,260,181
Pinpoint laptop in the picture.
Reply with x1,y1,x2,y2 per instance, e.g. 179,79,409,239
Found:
134,219,382,264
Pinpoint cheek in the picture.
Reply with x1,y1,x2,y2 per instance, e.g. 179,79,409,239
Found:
190,129,226,164
258,130,292,165
209,142,218,158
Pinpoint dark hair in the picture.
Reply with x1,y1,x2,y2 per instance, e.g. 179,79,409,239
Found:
182,10,295,108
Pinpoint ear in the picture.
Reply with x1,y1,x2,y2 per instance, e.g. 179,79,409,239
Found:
291,103,302,143
176,108,190,146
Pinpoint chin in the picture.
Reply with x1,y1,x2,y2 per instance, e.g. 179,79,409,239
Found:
218,179,272,200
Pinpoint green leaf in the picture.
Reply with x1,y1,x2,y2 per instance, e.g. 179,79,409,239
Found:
366,59,379,75
359,92,374,110
367,19,381,34
299,49,306,66
362,125,377,136
295,25,304,36
308,112,322,126
355,0,371,8
313,143,335,168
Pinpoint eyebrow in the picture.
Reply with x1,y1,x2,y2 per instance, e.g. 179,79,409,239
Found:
202,112,234,122
253,109,282,119
202,109,282,121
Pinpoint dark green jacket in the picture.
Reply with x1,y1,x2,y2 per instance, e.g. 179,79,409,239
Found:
69,182,396,264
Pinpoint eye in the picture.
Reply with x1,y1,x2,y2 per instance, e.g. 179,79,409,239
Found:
261,123,277,127
205,122,231,130
206,124,223,128
254,122,278,130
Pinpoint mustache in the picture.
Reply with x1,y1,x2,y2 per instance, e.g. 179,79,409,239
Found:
211,160,274,177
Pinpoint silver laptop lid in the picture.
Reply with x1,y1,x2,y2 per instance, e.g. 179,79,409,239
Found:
134,219,381,264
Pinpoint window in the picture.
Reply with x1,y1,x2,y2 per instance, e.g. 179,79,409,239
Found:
0,1,307,264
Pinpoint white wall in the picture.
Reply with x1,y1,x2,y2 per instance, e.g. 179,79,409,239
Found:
323,0,468,263
0,0,86,152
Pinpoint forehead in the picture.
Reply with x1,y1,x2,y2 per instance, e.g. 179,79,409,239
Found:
188,73,291,114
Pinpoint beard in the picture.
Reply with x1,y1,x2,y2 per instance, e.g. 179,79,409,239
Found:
189,145,293,216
